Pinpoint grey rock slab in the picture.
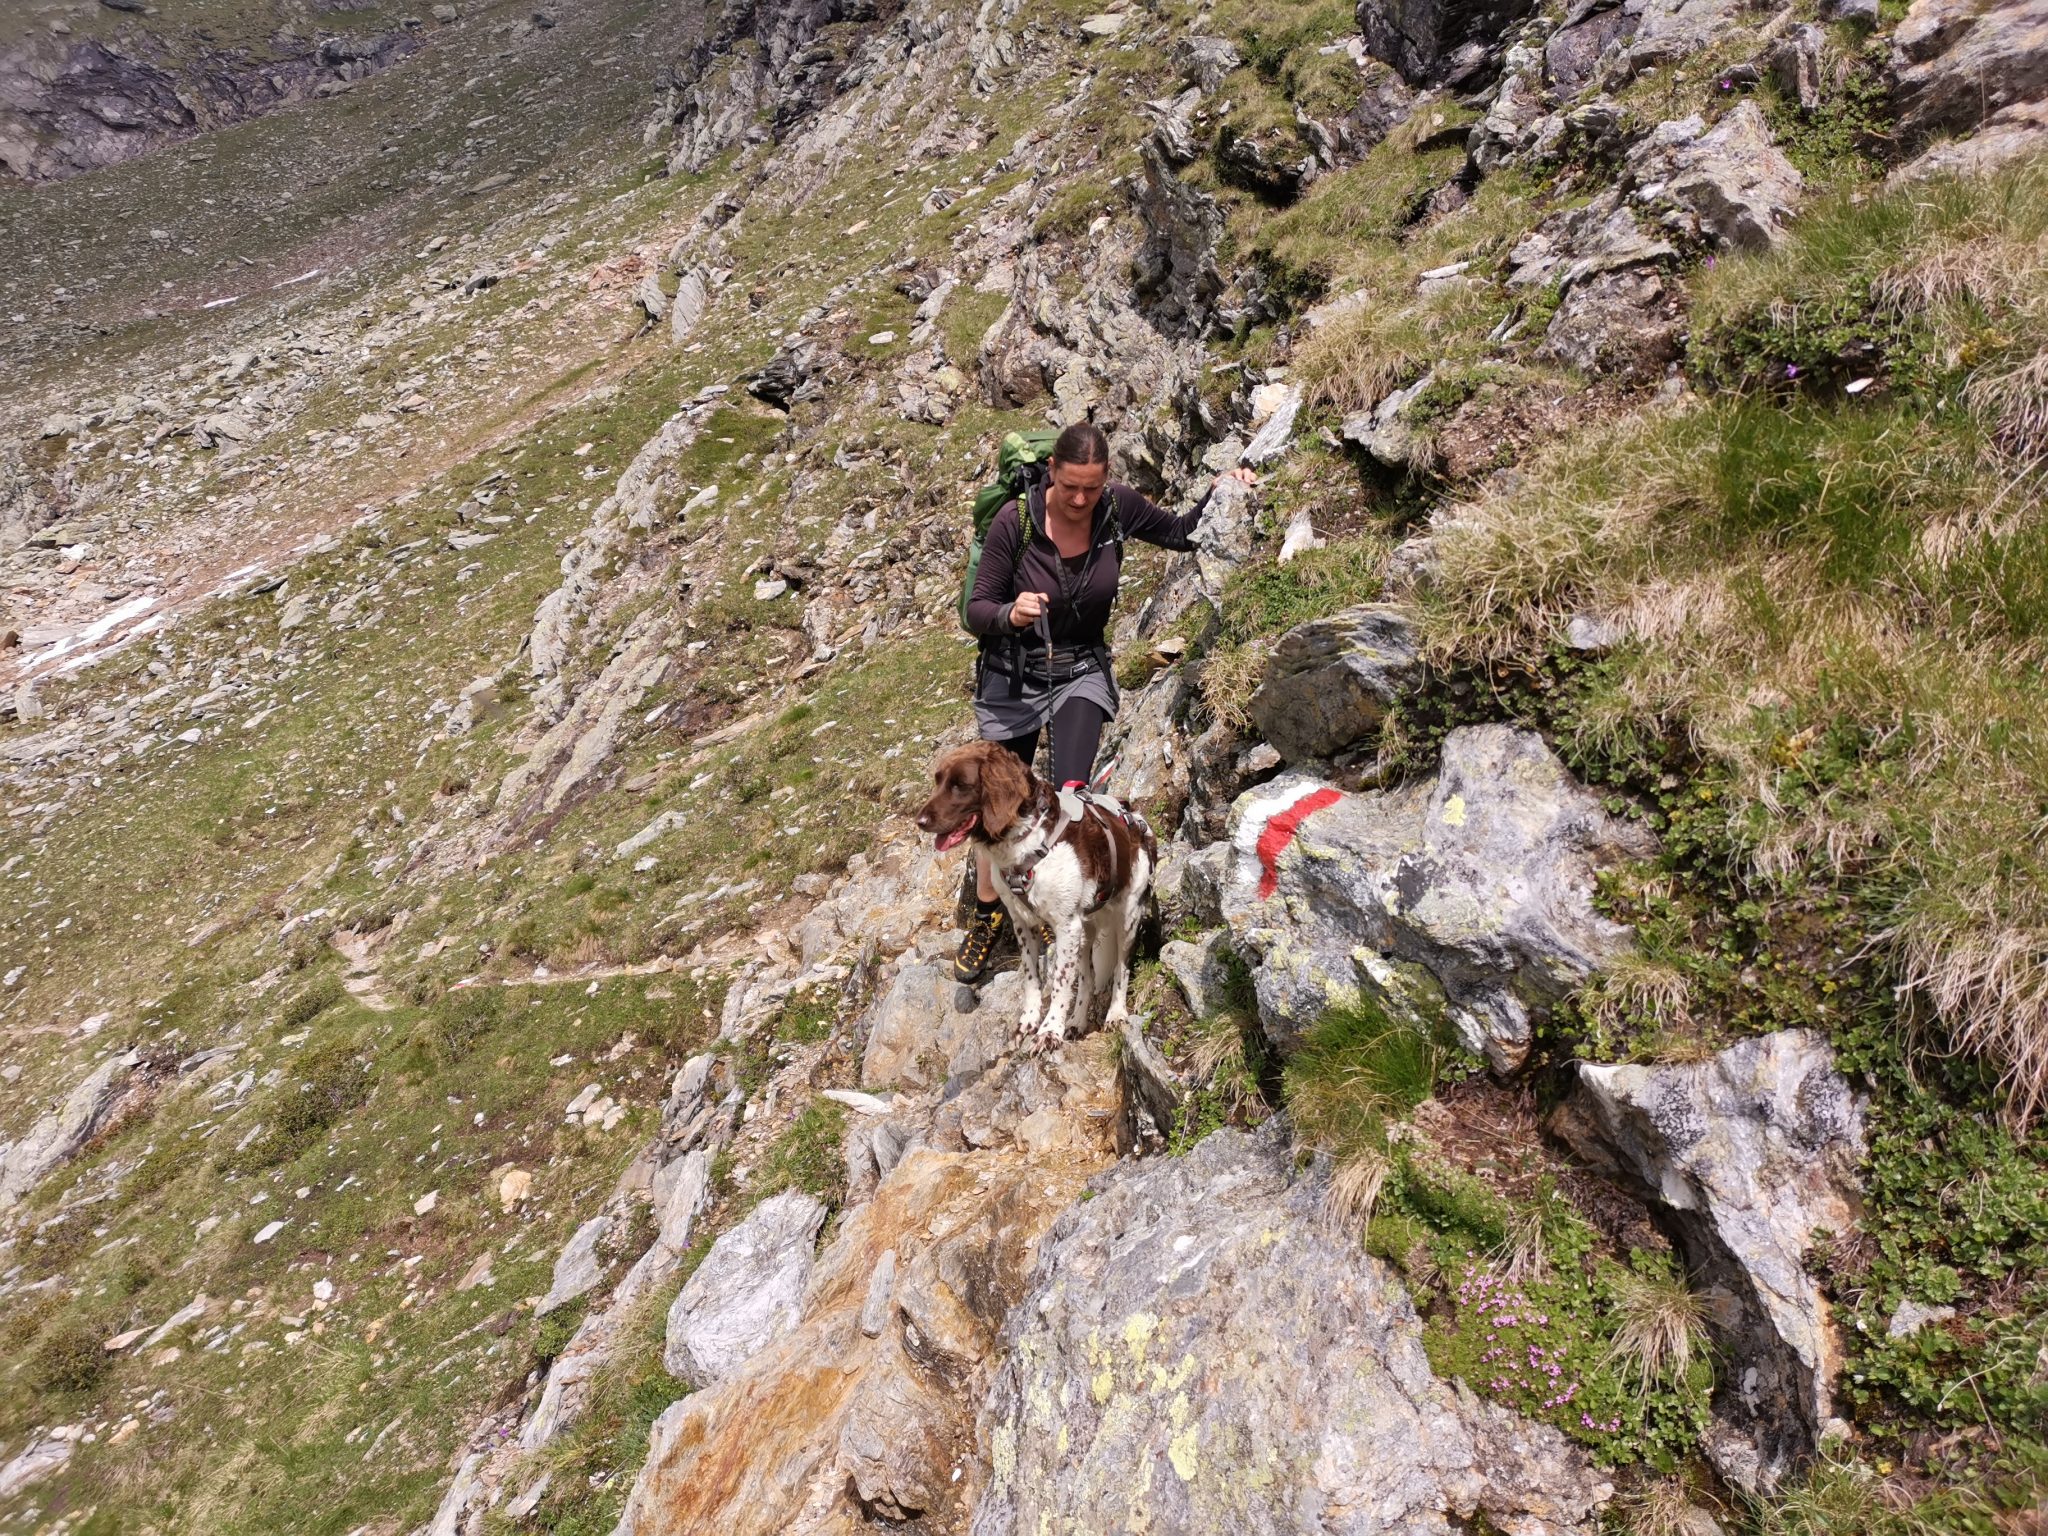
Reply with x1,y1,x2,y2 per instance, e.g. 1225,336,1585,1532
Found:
0,1052,135,1214
535,1214,611,1316
1892,0,2048,139
1624,0,1747,71
1151,85,1205,165
1887,1298,1956,1339
424,1450,483,1536
1239,382,1303,466
1538,266,1682,381
1471,68,1546,173
1509,200,1676,291
634,269,669,322
1220,726,1654,1065
1131,139,1226,334
862,961,1013,1090
971,1123,1610,1535
670,267,711,344
663,1190,826,1385
1627,102,1803,252
1246,602,1423,761
1174,33,1242,91
1553,1030,1864,1491
1189,473,1256,599
1339,368,1437,469
1359,0,1542,85
1160,928,1236,1018
1546,0,1637,97
0,1435,74,1500
1891,98,2048,181
859,1246,898,1337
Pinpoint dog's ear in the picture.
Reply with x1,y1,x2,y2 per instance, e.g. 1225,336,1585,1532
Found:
974,742,1032,837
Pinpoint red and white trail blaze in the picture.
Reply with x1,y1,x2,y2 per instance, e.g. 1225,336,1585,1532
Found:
1234,782,1345,900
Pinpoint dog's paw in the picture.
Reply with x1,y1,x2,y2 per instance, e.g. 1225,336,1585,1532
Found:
1033,1016,1071,1051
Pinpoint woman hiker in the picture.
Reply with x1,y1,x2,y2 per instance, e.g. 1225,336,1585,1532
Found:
953,420,1258,986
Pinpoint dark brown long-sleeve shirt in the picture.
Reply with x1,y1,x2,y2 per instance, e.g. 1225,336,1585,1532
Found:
966,480,1211,649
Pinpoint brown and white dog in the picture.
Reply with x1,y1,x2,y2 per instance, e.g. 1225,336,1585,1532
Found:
916,741,1156,1049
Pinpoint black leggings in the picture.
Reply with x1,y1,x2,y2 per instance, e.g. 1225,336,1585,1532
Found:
995,696,1109,788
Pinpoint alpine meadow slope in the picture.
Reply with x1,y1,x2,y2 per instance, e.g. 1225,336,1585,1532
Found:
1,0,2045,1530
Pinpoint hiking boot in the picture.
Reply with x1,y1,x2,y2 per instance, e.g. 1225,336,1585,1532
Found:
953,903,1017,986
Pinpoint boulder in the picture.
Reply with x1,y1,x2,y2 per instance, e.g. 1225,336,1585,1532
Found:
971,1123,1611,1535
1345,60,1421,151
1623,0,1746,72
1240,381,1303,466
1245,603,1423,761
1189,473,1257,599
1150,86,1205,166
634,269,669,322
1174,34,1242,91
1761,24,1830,113
1552,1030,1865,1492
747,337,824,409
1340,369,1438,469
1508,200,1676,291
1100,667,1195,827
1546,0,1635,97
0,1052,135,1215
1470,68,1547,173
1891,0,2048,141
670,267,712,344
662,1190,826,1385
1219,726,1654,1066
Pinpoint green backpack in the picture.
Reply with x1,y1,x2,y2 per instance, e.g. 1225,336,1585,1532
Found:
958,428,1060,632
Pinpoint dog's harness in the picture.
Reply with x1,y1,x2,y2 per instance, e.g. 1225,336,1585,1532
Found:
1002,786,1138,916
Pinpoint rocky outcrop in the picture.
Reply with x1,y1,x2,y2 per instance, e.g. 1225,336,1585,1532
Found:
1131,140,1227,335
663,1190,828,1385
535,1213,613,1316
1246,604,1423,762
1626,103,1803,252
1359,0,1541,86
613,1054,1123,1535
1553,1030,1865,1493
972,1123,1611,1535
660,0,855,175
1220,725,1654,1066
0,29,418,182
1540,267,1684,379
0,1051,135,1217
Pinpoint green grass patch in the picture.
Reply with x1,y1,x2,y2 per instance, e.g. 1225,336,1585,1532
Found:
750,1099,848,1213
